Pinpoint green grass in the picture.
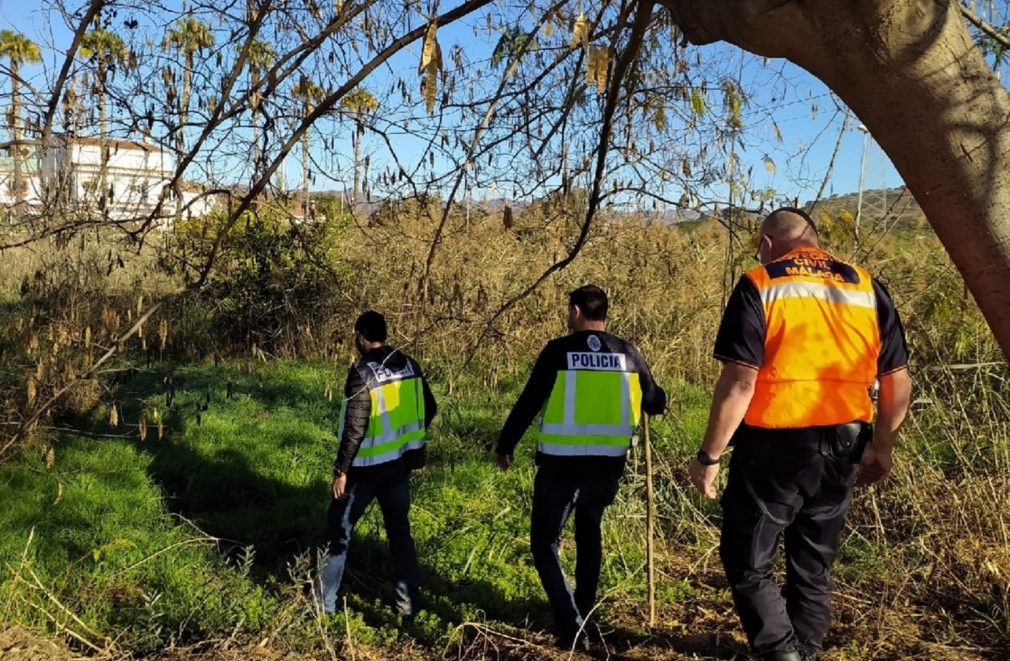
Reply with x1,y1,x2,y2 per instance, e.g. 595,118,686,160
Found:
5,358,1010,659
0,360,705,656
0,434,277,654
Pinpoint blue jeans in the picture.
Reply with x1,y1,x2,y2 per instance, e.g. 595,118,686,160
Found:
529,468,620,638
317,474,420,615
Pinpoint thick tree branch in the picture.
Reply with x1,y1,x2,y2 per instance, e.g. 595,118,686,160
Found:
659,0,806,56
40,0,105,145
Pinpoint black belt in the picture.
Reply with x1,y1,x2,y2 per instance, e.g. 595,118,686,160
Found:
734,421,872,463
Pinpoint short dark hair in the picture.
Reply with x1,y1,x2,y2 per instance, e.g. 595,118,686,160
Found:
354,310,387,343
569,284,608,321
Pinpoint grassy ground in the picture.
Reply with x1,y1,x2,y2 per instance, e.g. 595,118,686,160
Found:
0,360,1005,659
0,361,709,658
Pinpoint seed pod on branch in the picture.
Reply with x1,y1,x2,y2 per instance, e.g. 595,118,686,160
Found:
419,21,442,114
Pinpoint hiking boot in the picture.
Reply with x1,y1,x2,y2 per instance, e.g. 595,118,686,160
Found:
555,629,590,653
759,652,802,661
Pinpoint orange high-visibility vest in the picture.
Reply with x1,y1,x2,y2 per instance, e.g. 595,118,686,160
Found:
744,247,880,428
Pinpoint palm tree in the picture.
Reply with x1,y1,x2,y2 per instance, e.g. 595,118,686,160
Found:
244,39,274,183
80,28,131,211
292,75,324,218
163,15,214,158
0,30,42,204
163,15,214,220
340,87,377,200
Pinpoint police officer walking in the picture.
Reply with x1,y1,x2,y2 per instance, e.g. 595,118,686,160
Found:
317,310,437,620
689,208,912,660
495,285,666,649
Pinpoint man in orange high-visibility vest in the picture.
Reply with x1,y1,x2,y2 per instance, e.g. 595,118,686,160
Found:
689,208,912,661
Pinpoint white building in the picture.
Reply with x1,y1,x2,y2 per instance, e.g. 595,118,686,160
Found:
0,141,43,211
1,135,217,223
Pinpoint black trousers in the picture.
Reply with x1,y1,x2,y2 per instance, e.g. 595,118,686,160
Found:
720,426,859,656
529,467,620,638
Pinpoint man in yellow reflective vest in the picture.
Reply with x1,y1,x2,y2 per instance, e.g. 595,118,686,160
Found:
689,208,912,661
317,310,437,619
495,285,666,649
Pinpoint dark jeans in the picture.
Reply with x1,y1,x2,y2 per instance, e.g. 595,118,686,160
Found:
317,473,420,615
530,467,620,638
720,427,859,656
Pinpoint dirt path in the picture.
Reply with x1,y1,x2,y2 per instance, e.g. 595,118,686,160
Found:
0,625,73,660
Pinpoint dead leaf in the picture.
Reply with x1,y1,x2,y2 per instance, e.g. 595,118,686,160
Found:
571,12,590,51
419,21,440,73
418,21,443,114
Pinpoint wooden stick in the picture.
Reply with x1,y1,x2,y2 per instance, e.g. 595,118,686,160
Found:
644,414,656,627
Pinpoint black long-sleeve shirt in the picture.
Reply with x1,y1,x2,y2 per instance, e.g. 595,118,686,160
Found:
334,345,437,480
496,330,666,480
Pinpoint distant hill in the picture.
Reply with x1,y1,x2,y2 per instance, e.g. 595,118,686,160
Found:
305,186,926,227
805,186,924,224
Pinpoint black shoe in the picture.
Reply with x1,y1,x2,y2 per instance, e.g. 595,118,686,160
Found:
760,652,802,661
556,630,590,653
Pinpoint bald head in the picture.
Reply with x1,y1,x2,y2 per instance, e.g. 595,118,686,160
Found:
757,207,818,262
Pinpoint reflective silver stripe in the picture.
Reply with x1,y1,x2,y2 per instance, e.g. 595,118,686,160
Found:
619,371,630,428
540,422,635,436
759,281,875,309
352,447,404,466
564,370,632,428
373,387,394,437
537,442,629,457
358,420,425,447
402,437,426,452
564,370,577,426
414,378,424,425
351,424,426,467
541,369,635,440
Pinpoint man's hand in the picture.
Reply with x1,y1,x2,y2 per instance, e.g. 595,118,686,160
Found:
332,472,348,499
689,458,720,499
856,445,893,486
494,453,511,471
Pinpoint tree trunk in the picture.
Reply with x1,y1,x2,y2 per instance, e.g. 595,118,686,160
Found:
175,52,193,224
302,114,311,219
661,0,1010,359
97,58,109,215
10,59,24,206
251,67,261,185
352,120,363,200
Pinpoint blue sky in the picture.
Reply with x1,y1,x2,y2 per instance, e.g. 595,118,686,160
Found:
0,0,904,204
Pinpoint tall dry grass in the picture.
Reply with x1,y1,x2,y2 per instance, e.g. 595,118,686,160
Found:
1,198,1008,656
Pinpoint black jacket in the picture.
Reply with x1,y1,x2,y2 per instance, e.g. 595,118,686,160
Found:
334,346,437,480
496,330,666,480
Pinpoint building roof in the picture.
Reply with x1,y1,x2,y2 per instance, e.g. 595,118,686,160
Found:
68,136,163,153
